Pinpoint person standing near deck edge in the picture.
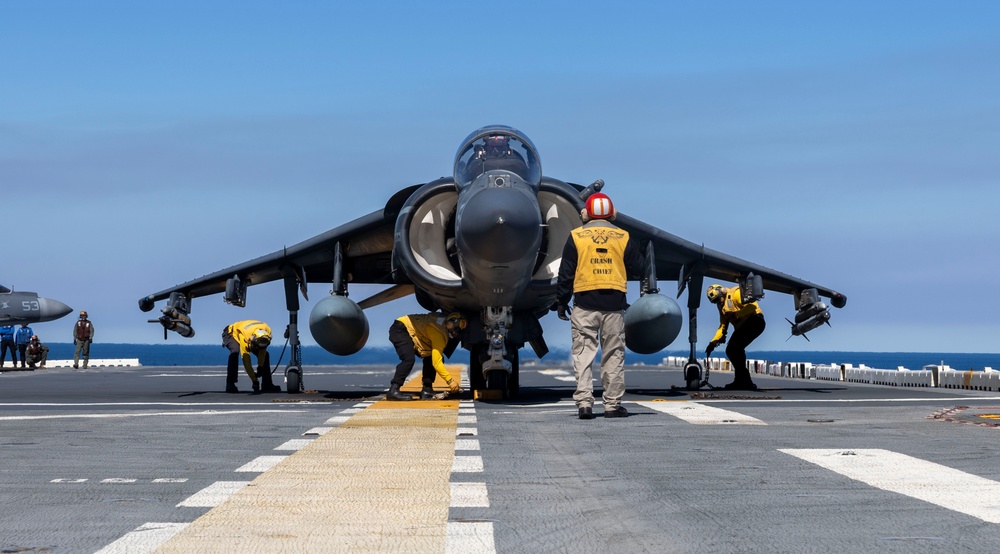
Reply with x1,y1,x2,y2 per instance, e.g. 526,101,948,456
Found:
72,311,94,369
556,192,644,420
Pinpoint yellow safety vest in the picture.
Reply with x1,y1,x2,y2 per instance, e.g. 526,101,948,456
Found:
227,320,271,356
397,314,453,382
711,287,763,342
570,223,629,293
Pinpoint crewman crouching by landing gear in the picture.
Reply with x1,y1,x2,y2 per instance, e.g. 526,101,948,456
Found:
705,283,766,391
25,335,49,369
222,320,281,394
386,312,466,401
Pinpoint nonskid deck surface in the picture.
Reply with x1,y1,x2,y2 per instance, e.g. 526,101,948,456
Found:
2,364,1000,552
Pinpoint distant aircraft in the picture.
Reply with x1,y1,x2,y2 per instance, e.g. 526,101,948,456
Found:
0,284,73,325
139,125,846,396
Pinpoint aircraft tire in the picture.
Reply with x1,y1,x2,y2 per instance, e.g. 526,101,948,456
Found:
485,370,508,399
684,363,702,391
506,347,519,399
469,346,486,392
286,368,302,394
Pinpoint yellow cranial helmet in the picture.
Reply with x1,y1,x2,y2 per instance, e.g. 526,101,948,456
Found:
445,312,467,331
706,284,725,303
253,328,271,347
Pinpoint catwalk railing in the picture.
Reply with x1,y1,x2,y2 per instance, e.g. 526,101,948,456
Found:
661,356,999,391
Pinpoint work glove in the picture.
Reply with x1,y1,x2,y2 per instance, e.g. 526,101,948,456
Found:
557,304,572,321
446,377,460,393
705,341,718,357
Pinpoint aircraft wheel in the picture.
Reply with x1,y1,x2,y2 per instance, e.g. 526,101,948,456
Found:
286,367,302,394
506,347,519,398
684,362,702,391
485,370,508,399
469,346,486,392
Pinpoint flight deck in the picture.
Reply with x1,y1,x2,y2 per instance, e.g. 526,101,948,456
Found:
2,363,999,552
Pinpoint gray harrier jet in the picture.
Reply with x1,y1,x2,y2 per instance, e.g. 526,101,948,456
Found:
1,285,73,325
139,125,846,396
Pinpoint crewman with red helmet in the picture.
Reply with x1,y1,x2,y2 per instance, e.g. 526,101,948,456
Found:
556,192,644,420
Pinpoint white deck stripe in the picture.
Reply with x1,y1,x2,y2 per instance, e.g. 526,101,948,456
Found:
235,455,286,473
446,521,496,554
450,482,490,507
303,426,332,435
274,439,312,451
0,409,305,421
452,455,484,473
780,448,1000,523
457,415,478,424
635,401,766,425
177,481,250,507
95,522,189,554
455,438,481,451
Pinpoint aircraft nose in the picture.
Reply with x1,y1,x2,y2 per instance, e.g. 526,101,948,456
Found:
38,297,73,322
457,187,542,264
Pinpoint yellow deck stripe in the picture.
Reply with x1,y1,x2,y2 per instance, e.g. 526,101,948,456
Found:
399,363,465,394
156,368,464,552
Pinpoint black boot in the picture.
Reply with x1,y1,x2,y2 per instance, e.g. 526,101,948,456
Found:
260,375,281,392
723,380,758,391
420,387,436,399
386,385,413,401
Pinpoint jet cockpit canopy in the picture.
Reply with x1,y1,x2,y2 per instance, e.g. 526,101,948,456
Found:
454,125,541,188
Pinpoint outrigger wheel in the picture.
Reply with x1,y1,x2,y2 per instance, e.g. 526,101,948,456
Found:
684,361,704,391
286,366,303,394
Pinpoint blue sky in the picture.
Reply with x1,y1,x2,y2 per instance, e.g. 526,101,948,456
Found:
2,1,998,354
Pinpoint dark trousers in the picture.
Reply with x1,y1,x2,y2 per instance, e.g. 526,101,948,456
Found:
18,345,28,366
226,351,276,388
0,339,16,365
388,321,435,389
726,314,766,382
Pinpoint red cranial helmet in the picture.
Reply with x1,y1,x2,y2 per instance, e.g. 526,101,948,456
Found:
585,193,615,220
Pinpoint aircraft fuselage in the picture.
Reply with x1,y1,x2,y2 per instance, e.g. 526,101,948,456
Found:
0,285,73,325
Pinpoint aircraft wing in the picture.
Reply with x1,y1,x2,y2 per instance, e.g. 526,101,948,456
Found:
613,212,846,303
140,184,422,306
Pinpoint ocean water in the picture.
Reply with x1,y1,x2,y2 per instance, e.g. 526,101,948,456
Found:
34,343,1000,371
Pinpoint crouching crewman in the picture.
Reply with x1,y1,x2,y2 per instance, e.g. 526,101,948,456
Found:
386,312,466,401
222,320,281,394
25,335,49,369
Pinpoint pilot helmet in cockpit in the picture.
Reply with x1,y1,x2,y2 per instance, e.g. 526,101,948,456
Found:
484,135,510,158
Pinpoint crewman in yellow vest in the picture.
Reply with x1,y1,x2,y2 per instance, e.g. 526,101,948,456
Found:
556,192,644,420
222,320,281,394
386,312,466,401
705,284,766,390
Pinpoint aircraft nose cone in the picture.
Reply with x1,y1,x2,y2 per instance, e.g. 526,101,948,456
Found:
458,187,542,264
38,297,73,322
